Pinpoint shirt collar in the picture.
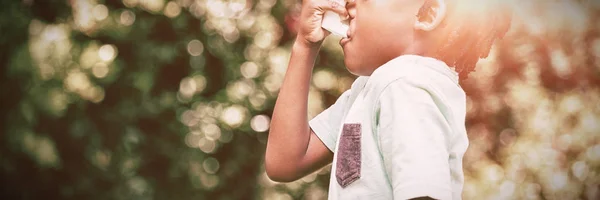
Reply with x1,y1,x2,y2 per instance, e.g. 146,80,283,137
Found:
380,54,460,85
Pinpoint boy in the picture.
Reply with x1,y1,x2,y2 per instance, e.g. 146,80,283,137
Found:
265,0,511,199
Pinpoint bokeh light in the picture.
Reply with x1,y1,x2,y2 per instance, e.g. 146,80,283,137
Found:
164,1,181,18
120,10,136,26
185,133,202,148
187,39,204,56
92,63,109,78
98,44,117,62
140,0,165,13
21,132,61,169
226,79,255,102
220,105,246,128
240,61,261,79
203,157,220,174
179,77,197,98
64,70,91,92
123,0,138,8
313,70,337,91
198,137,217,153
218,130,233,143
73,0,96,31
93,4,109,21
249,90,268,110
250,115,270,132
202,123,221,141
200,174,220,189
193,75,207,93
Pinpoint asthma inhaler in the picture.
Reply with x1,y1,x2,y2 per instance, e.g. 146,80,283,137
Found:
321,1,349,38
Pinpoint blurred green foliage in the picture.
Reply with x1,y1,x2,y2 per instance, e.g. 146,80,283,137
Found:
1,0,600,199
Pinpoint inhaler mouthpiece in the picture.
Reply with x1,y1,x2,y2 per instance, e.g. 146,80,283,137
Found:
321,10,349,38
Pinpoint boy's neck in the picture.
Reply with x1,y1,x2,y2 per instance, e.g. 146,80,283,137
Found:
402,37,439,59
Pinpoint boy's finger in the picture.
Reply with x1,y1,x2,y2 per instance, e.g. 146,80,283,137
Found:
319,0,348,18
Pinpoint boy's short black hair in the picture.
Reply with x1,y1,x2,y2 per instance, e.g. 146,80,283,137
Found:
417,0,512,80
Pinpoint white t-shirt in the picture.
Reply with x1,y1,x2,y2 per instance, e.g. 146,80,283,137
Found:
309,55,469,200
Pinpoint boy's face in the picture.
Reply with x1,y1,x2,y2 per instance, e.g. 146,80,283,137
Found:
341,0,425,76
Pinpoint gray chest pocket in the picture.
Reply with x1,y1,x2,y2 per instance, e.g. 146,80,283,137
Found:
335,123,362,188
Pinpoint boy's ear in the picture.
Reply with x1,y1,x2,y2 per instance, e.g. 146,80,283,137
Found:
414,0,447,31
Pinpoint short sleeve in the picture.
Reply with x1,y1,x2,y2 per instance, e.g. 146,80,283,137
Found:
376,79,452,200
309,90,352,152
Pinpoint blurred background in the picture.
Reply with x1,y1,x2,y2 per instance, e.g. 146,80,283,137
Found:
0,0,599,199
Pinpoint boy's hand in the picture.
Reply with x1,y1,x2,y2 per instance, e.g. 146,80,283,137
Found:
297,0,348,47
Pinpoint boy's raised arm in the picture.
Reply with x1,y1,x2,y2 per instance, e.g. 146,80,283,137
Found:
265,39,331,182
264,0,348,182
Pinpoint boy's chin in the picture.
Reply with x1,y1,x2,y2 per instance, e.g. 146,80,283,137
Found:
344,60,373,76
